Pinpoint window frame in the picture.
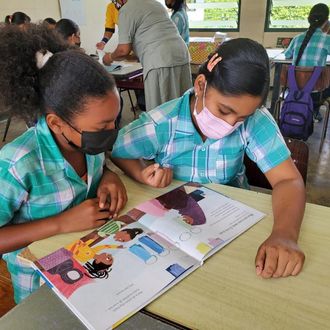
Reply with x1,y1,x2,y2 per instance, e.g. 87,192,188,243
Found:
264,0,312,32
187,0,241,32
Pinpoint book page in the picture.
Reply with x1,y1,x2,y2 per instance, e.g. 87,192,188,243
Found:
134,184,265,261
33,221,198,330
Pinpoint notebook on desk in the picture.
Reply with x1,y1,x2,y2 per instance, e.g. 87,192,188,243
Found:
25,183,265,330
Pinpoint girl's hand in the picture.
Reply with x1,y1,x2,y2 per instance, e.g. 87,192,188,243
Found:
58,198,111,234
141,163,173,188
97,170,127,218
255,232,305,278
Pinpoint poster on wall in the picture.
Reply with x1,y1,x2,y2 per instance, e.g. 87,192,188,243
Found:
59,0,86,26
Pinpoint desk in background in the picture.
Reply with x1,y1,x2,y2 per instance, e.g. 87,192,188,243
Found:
109,62,144,119
5,175,330,330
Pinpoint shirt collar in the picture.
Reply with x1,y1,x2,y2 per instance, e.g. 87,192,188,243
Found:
176,88,197,135
35,116,65,175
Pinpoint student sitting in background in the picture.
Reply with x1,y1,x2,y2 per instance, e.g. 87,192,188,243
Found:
55,18,81,47
165,0,189,46
43,17,57,30
5,11,31,28
0,24,127,303
285,3,330,122
111,38,306,280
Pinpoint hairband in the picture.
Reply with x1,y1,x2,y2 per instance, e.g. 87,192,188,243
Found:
35,50,53,69
207,53,222,72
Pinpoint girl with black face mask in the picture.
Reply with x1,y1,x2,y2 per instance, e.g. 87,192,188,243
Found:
0,24,127,304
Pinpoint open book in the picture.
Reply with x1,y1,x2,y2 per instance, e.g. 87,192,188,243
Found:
32,183,265,329
104,63,122,73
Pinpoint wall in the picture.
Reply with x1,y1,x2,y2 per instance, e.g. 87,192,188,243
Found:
0,0,300,52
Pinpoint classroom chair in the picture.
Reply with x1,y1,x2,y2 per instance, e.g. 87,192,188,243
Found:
274,65,330,152
244,137,309,190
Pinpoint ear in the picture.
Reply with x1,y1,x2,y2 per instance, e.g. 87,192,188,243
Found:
46,113,65,135
68,34,75,44
193,74,207,97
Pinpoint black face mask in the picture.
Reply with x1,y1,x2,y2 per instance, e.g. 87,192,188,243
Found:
62,121,118,155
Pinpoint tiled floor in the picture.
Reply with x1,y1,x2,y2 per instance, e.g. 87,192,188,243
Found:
0,92,329,317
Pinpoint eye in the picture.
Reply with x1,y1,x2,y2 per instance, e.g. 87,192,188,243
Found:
219,108,230,116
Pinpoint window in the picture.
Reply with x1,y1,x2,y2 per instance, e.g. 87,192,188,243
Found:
186,0,241,31
265,0,323,31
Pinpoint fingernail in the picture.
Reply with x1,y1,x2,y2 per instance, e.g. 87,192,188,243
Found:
100,203,104,208
256,266,261,275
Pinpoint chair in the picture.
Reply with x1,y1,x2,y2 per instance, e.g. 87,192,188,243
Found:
244,137,309,190
274,65,330,152
0,110,12,142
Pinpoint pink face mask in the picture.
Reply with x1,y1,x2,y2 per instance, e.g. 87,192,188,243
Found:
193,82,243,139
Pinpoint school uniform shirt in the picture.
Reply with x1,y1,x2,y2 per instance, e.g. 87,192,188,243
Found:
171,8,190,46
105,2,119,33
0,116,105,303
285,28,330,66
112,89,290,188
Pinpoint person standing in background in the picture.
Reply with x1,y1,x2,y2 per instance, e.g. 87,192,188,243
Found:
103,0,192,111
96,2,119,50
165,0,189,46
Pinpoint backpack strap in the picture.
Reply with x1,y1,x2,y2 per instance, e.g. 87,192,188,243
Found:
302,66,323,93
287,65,299,91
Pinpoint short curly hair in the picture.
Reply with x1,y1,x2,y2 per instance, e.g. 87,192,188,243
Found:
0,24,116,123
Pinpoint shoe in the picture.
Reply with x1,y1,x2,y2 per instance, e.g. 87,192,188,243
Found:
313,111,323,123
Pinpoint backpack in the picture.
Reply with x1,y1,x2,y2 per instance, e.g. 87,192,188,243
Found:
279,65,323,141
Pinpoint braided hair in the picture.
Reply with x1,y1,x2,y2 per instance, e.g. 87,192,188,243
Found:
84,261,112,279
295,3,329,66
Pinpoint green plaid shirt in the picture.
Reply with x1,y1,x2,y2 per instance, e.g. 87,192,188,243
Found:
112,89,290,188
285,28,330,66
0,116,105,303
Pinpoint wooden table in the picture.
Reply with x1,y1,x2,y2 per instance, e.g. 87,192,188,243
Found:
14,176,330,329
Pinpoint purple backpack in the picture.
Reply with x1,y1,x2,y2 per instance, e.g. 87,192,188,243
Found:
279,65,322,141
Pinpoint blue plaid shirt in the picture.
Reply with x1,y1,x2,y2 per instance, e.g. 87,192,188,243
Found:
0,116,105,303
112,90,290,188
285,28,330,66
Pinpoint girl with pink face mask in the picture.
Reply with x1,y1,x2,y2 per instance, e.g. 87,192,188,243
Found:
111,38,306,280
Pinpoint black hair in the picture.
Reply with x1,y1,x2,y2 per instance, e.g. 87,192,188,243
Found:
157,187,189,210
5,12,31,25
84,261,112,279
121,228,144,239
44,17,57,25
0,24,116,123
198,38,270,104
55,18,79,40
168,0,186,13
295,3,329,66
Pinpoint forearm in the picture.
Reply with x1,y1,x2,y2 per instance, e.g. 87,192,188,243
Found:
111,157,149,183
0,215,63,254
271,178,306,242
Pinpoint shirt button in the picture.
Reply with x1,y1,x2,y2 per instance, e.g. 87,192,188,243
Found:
200,171,204,176
201,147,206,151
